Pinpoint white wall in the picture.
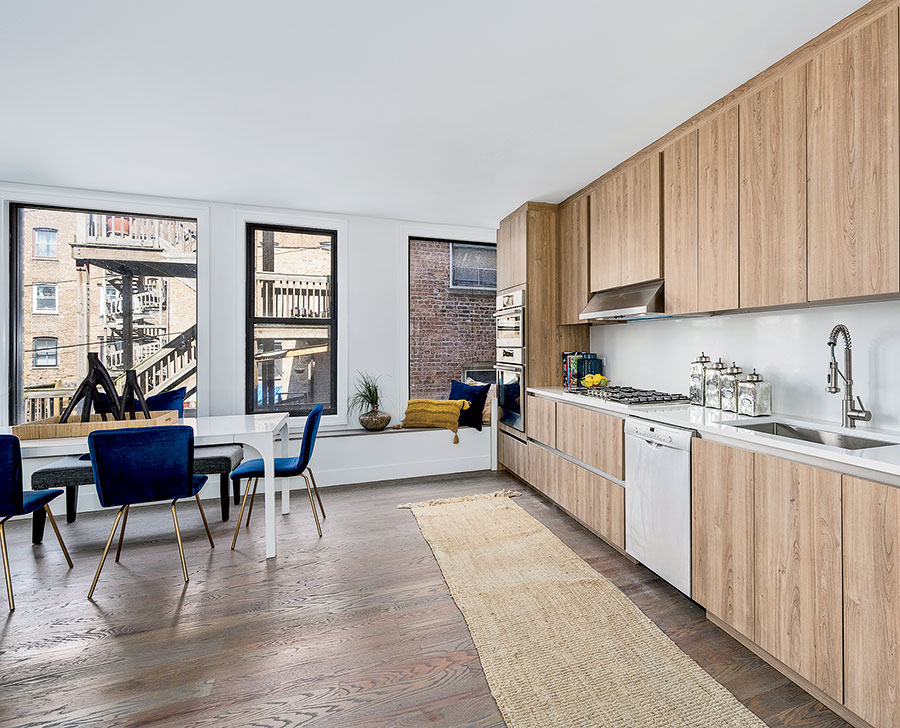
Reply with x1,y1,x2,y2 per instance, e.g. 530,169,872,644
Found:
590,298,900,432
0,181,496,493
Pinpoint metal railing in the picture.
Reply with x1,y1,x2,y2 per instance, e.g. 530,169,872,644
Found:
84,215,196,253
255,273,331,319
124,324,197,396
24,388,74,423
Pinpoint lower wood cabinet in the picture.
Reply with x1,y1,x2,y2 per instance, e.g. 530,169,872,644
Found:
753,452,843,703
498,432,528,480
691,438,755,637
527,441,557,502
843,474,900,728
555,402,624,480
526,394,556,448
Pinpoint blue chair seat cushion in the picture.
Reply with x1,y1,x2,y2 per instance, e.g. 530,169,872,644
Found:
22,489,64,515
190,475,208,497
231,457,303,481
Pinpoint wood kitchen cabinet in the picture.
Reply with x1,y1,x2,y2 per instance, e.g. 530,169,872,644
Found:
753,452,843,702
662,132,699,314
691,438,755,637
525,394,556,448
555,402,624,480
589,153,661,293
496,206,527,292
843,474,900,728
498,431,528,481
807,10,900,302
527,440,558,502
556,451,625,550
557,196,590,324
739,67,808,309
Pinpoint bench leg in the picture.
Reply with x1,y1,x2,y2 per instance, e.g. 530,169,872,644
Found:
219,473,231,521
233,477,240,506
66,486,79,523
32,506,47,544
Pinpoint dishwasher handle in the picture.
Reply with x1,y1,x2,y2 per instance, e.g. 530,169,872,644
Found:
625,417,695,451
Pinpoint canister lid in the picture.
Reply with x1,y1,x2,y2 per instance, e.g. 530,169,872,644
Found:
693,351,711,364
725,362,743,375
746,369,763,382
709,357,727,370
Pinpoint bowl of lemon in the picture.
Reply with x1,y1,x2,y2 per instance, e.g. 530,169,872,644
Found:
582,374,609,388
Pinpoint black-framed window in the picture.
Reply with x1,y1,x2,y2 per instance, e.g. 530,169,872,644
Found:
246,223,337,416
32,337,58,368
450,242,496,290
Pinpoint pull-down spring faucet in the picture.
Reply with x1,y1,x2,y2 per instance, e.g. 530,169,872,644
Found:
826,324,872,429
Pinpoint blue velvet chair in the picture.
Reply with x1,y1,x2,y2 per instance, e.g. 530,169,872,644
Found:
230,405,325,547
87,425,214,599
0,435,72,610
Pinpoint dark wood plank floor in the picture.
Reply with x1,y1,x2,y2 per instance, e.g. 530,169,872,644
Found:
0,471,850,727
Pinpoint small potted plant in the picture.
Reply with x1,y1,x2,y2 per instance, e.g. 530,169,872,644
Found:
349,372,391,431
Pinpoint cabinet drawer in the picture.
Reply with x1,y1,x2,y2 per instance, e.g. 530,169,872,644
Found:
527,441,557,501
555,402,624,479
526,394,556,447
498,431,527,480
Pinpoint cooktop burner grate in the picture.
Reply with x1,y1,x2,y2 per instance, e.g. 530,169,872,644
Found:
576,385,690,405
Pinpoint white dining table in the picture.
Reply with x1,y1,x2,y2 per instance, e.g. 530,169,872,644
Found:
8,413,291,559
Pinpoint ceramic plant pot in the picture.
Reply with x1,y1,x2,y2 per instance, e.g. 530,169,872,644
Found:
359,407,391,431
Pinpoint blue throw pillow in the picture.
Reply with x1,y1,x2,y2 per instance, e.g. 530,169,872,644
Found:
449,380,490,432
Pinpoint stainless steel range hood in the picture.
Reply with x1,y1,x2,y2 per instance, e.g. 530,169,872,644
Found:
579,279,667,321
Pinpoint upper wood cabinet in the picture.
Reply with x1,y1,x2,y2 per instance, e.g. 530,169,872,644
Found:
497,207,527,292
691,438,755,637
739,68,808,309
662,132,699,314
698,107,739,312
753,452,843,702
807,10,900,302
558,196,590,324
589,154,662,293
843,474,900,728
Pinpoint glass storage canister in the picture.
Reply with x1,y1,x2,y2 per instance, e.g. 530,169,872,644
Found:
690,352,711,405
738,369,772,417
704,358,727,409
720,363,744,413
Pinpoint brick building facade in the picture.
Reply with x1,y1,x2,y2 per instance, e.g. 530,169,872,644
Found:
409,239,495,399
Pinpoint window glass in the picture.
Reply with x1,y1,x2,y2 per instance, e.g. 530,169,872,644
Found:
33,283,58,313
450,243,497,289
247,225,337,415
32,337,58,368
34,228,58,258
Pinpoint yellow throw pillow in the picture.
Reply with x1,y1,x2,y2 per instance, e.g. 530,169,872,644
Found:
401,399,470,443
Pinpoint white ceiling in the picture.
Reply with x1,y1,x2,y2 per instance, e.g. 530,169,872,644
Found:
0,0,865,228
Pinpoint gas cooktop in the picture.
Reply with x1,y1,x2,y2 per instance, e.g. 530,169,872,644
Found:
575,386,690,406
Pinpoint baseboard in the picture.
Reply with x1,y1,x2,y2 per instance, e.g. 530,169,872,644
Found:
707,613,874,728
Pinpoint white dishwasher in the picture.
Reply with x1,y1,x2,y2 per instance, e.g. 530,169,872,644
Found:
624,416,696,598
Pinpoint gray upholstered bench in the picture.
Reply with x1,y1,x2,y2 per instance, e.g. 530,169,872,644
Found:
30,444,244,543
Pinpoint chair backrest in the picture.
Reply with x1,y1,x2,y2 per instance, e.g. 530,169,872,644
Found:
88,425,195,508
0,435,23,516
96,387,187,417
296,405,324,472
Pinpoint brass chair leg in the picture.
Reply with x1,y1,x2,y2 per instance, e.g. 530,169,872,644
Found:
194,495,215,548
45,506,73,568
0,521,14,611
301,472,322,537
245,478,260,527
115,504,130,562
89,507,124,599
307,467,325,519
171,502,189,583
231,478,254,550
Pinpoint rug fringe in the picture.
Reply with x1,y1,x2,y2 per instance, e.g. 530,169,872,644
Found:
398,489,521,509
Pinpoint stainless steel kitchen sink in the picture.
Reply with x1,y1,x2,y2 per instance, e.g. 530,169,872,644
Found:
732,421,896,450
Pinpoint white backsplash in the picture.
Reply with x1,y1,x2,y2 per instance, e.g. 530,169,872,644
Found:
590,298,900,432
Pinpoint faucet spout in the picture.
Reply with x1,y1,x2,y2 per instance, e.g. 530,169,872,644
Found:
826,324,870,428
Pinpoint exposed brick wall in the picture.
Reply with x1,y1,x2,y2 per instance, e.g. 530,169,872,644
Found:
409,239,495,399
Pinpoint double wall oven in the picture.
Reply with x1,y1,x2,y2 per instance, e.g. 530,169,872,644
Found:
494,289,526,434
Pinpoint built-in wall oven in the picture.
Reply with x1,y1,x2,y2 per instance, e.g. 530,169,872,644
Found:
494,289,526,433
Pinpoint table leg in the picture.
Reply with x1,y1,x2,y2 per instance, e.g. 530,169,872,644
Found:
262,439,277,559
280,421,291,515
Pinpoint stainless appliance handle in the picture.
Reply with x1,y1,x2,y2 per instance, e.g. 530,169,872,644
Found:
493,306,525,318
493,363,524,372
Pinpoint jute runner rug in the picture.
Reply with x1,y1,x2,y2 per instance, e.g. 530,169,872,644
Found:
400,490,764,728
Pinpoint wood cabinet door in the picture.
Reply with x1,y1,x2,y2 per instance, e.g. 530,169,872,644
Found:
691,438,755,637
555,402,624,480
698,106,739,312
558,196,590,324
843,474,900,728
577,466,625,549
527,441,557,501
807,10,900,302
739,67,808,308
498,431,527,479
663,132,699,314
589,176,623,292
754,453,842,702
525,394,556,448
496,224,509,291
621,154,663,287
508,208,527,290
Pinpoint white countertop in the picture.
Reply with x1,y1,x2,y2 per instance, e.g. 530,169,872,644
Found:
528,386,900,486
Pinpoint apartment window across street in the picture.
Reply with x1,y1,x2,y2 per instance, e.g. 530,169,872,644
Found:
33,228,58,258
246,223,337,416
450,243,497,290
32,337,58,368
9,204,198,424
32,283,58,313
